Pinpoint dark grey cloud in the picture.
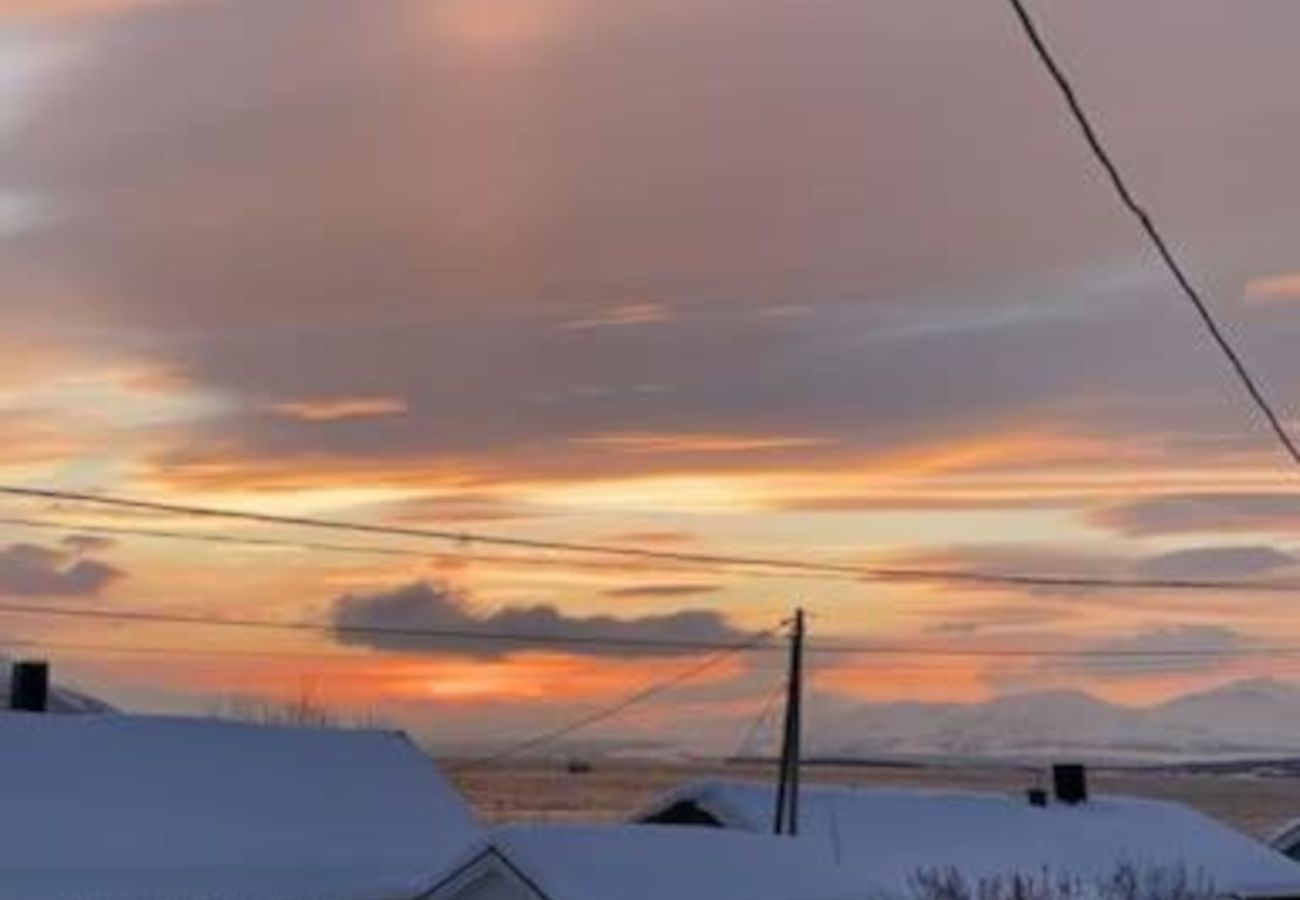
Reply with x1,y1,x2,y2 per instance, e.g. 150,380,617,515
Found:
5,0,1300,474
330,580,748,657
1093,493,1300,536
1134,545,1297,581
894,541,1300,612
0,542,122,596
913,541,1300,583
145,300,1237,481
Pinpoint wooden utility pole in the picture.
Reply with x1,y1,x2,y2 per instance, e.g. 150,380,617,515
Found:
773,609,805,836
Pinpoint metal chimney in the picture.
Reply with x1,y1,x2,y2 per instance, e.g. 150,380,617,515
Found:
1052,763,1088,805
9,660,50,712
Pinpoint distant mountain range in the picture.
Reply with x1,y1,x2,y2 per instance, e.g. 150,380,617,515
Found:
806,679,1300,763
8,653,1300,763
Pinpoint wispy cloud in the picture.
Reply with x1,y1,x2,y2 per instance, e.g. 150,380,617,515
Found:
271,395,409,422
571,431,832,455
601,582,720,599
1092,492,1300,536
1244,274,1300,305
557,303,674,330
1134,545,1297,581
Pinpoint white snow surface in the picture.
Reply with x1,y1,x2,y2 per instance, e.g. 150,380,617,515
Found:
637,781,1300,897
487,823,879,900
0,711,483,900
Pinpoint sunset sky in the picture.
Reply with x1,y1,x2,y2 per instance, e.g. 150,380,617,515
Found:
2,0,1300,751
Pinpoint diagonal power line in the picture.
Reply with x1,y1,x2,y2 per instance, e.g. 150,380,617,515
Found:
0,600,777,654
452,628,780,770
730,677,787,760
10,600,1300,659
0,515,779,580
1004,0,1300,465
5,488,1300,593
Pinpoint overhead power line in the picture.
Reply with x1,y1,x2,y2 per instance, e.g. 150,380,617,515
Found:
0,485,964,583
13,634,1300,692
4,487,1300,594
1004,0,1300,465
0,600,775,654
12,637,1300,680
0,515,765,580
0,637,365,664
453,627,779,770
731,678,787,760
7,600,1300,660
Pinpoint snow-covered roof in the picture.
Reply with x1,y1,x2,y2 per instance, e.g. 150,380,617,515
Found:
636,780,1300,897
1269,818,1300,859
0,711,483,900
481,823,878,900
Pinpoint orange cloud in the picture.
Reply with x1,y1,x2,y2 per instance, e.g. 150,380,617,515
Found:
118,366,194,395
1244,274,1300,305
572,431,833,455
512,473,774,514
0,360,221,477
558,303,674,330
271,395,409,422
127,421,1276,525
135,447,485,494
0,412,96,469
104,649,747,708
381,653,740,703
598,530,698,546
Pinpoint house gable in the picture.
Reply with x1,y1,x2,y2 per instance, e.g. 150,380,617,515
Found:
637,798,726,827
421,848,553,900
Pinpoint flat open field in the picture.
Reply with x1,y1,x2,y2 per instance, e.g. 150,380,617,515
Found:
450,760,1300,838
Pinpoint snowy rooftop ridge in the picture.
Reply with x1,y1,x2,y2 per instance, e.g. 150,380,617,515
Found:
435,823,880,900
0,711,483,900
635,780,1300,897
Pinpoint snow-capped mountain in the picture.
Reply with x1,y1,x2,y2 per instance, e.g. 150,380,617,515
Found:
1155,679,1300,744
806,679,1300,762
